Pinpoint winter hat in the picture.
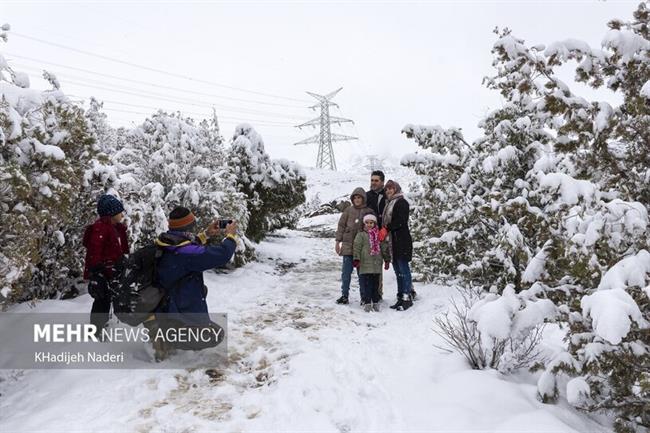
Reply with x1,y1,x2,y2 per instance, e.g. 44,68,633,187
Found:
168,206,197,231
384,180,402,194
363,214,377,223
97,194,125,217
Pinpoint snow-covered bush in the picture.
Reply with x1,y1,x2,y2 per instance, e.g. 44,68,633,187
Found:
406,4,650,431
86,111,249,249
1,26,305,305
0,30,97,303
227,124,306,242
434,285,552,373
402,39,556,292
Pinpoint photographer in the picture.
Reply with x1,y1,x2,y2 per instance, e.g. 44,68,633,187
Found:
147,206,237,359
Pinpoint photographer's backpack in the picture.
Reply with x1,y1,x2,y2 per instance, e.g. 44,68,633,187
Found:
112,244,166,326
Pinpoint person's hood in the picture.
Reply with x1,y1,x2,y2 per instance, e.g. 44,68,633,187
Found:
350,187,367,207
155,231,194,249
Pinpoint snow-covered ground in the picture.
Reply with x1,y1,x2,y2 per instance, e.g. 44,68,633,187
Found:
0,168,610,433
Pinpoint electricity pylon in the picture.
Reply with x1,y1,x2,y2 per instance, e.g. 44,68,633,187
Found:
294,88,357,170
365,155,384,172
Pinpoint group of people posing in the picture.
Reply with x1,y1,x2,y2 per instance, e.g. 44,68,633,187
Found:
335,170,415,312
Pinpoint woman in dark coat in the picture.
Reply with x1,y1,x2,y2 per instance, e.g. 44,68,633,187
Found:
381,180,414,311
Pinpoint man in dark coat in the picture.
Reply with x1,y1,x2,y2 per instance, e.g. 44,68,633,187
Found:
365,170,387,300
366,170,386,227
381,180,415,311
83,194,129,332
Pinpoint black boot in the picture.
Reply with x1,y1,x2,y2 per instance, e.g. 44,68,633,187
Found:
398,293,413,311
389,296,401,309
336,295,349,305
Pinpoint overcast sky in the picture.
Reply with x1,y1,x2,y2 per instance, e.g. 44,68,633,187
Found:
1,1,639,169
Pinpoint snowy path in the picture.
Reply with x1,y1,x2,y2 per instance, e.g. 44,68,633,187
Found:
0,214,608,433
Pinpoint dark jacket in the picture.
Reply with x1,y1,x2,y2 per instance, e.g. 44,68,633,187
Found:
155,231,236,325
385,198,413,261
83,216,129,280
366,188,386,227
335,187,374,256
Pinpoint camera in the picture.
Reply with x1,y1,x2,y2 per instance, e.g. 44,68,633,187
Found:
218,219,233,229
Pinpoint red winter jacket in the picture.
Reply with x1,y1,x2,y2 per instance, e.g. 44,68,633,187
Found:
82,216,129,280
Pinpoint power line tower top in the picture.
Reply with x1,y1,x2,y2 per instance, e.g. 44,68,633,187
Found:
294,87,357,171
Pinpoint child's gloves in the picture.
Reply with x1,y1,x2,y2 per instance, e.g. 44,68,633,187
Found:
378,227,388,242
352,259,360,268
384,261,390,270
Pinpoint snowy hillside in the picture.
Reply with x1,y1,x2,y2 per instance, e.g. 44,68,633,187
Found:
0,168,612,433
303,164,417,204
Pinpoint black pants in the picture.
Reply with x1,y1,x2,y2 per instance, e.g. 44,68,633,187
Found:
89,277,112,331
359,273,381,304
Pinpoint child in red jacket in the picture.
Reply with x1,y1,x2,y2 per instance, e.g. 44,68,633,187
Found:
83,194,129,333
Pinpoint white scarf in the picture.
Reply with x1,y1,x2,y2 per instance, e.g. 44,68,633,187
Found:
382,192,404,228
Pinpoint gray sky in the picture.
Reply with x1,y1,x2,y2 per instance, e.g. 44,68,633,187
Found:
1,1,638,169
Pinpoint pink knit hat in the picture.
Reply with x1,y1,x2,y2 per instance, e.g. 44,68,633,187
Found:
363,214,377,223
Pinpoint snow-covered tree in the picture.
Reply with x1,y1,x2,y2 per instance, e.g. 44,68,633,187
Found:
86,110,249,249
227,124,306,242
404,4,650,431
402,29,557,292
0,33,97,303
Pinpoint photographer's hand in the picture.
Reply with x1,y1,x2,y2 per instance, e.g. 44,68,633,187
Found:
225,221,238,237
206,221,220,237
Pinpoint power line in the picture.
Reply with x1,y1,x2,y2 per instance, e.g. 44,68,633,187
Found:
76,97,297,125
16,65,309,120
100,107,295,128
6,53,307,109
17,67,310,121
8,31,312,103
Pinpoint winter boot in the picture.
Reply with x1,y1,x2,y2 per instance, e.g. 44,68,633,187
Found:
143,315,171,361
389,296,402,309
336,295,349,305
363,303,373,312
372,302,380,312
397,293,413,311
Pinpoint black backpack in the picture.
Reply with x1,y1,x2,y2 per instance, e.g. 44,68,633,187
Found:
112,244,166,326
